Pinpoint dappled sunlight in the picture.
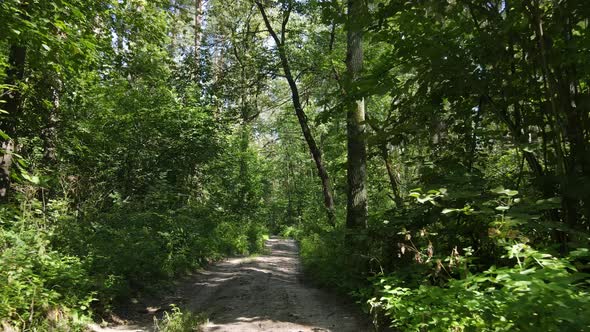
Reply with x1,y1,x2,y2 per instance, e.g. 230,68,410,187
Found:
175,237,368,332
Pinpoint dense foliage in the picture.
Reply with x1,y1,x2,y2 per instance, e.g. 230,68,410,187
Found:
0,0,269,329
1,0,589,331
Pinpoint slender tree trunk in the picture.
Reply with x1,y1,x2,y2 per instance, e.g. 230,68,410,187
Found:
527,0,585,237
380,144,402,207
559,12,590,227
255,1,336,225
496,103,551,192
345,0,368,236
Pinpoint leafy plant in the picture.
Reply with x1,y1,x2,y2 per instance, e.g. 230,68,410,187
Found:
153,305,207,332
366,188,590,331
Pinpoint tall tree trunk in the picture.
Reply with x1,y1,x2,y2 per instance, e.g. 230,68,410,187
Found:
345,0,368,237
527,0,586,238
0,44,26,200
255,1,336,225
558,9,590,228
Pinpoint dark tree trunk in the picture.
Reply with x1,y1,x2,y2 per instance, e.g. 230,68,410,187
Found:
256,1,336,225
525,1,588,238
558,13,589,228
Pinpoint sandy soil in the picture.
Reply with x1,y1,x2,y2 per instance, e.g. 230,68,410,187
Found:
91,237,372,332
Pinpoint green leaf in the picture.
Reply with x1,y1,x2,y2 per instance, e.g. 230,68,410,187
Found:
504,190,519,197
442,208,457,214
417,197,429,203
492,186,518,196
21,172,40,185
491,186,506,194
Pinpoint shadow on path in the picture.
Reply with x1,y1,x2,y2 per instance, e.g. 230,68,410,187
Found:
101,237,372,332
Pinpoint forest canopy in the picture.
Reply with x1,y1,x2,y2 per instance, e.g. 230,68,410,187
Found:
1,0,589,331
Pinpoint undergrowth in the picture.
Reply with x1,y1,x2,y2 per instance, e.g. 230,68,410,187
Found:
153,305,207,332
299,188,590,331
0,193,268,330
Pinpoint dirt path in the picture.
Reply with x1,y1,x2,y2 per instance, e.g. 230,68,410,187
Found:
93,237,372,332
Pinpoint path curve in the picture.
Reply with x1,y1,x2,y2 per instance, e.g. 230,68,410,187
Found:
94,237,371,332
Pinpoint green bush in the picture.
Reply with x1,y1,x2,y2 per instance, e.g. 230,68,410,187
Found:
369,245,590,331
280,225,303,240
361,189,590,331
0,224,93,331
247,222,268,253
0,192,270,329
300,230,363,290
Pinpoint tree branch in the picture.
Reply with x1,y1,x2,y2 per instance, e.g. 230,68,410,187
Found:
281,1,292,45
255,1,282,46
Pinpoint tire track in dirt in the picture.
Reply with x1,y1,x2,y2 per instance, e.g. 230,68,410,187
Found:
93,237,371,332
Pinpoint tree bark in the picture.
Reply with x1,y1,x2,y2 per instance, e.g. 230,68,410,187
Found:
255,1,336,225
345,0,368,235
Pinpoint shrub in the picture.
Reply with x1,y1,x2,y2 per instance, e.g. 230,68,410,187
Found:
247,222,268,253
153,305,207,332
0,224,93,331
369,245,590,331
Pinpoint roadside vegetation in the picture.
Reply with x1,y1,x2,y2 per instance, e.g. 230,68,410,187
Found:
1,0,589,331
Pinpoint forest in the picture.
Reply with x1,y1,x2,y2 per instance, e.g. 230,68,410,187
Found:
1,0,589,331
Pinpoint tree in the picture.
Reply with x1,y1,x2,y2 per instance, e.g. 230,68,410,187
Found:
345,0,368,241
255,0,336,225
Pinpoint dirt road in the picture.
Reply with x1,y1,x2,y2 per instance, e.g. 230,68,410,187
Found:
96,237,371,332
